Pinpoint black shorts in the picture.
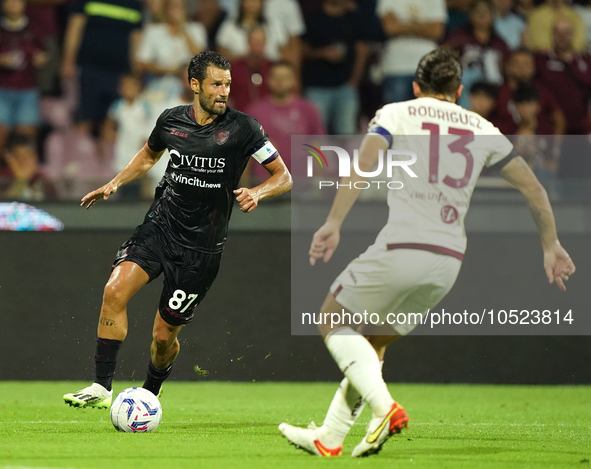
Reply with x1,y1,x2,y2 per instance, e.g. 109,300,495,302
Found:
113,222,222,326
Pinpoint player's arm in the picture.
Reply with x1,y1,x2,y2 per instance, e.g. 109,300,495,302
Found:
81,143,164,209
380,13,444,41
500,156,575,291
61,13,87,79
233,156,292,213
309,134,387,266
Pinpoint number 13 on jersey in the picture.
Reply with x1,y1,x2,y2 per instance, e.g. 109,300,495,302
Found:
422,123,475,189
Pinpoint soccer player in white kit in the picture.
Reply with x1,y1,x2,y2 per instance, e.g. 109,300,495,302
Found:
279,48,576,457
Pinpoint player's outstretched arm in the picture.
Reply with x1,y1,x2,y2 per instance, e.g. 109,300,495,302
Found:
309,134,387,266
233,155,292,213
500,156,576,291
81,143,164,209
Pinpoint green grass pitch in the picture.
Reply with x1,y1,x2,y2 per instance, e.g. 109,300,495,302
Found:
0,381,589,469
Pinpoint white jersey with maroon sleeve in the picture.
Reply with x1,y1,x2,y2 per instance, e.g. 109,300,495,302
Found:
367,96,515,258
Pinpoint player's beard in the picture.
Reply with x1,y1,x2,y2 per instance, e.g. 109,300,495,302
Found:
199,89,227,116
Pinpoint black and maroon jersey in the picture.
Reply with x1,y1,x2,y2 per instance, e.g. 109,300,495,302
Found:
146,105,278,253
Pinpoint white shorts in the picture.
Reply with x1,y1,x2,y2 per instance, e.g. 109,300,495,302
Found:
330,246,462,336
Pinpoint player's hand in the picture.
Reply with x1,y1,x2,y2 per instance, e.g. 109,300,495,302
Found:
309,221,340,266
80,182,118,209
233,187,258,213
543,242,576,291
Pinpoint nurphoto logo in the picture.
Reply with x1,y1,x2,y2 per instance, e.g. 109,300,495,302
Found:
303,144,418,190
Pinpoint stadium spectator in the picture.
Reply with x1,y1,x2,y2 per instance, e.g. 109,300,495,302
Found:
535,16,591,178
493,0,526,49
136,0,207,108
302,0,370,135
445,0,472,37
377,0,446,104
224,0,306,70
101,74,152,198
527,0,586,52
143,0,165,23
1,134,55,201
246,61,325,182
515,0,535,19
228,26,272,112
491,48,565,135
194,0,226,48
26,0,64,95
263,0,306,70
0,0,47,153
574,0,591,53
535,17,591,135
446,0,511,109
60,0,143,134
468,81,498,119
510,83,560,185
216,0,288,62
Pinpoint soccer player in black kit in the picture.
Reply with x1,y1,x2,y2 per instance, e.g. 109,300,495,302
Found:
63,51,292,408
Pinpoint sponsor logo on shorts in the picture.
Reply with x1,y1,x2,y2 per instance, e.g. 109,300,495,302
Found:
171,172,221,188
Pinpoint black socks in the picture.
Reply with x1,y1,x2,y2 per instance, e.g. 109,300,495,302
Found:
94,337,122,391
143,361,173,397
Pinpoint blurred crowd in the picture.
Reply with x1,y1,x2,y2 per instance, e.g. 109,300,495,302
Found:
1,0,591,201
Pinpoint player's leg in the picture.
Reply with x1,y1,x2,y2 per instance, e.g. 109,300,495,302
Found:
64,261,150,408
279,294,403,456
314,326,400,449
142,311,183,397
141,249,222,397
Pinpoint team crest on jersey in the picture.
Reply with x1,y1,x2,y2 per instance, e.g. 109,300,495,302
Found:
213,129,230,145
441,205,459,224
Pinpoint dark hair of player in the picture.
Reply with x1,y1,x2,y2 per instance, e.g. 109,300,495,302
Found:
512,82,539,103
469,81,498,99
188,51,231,84
415,47,463,97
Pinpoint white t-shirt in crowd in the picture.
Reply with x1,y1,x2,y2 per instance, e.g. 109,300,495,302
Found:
137,22,207,70
108,98,153,173
377,0,447,76
225,0,305,37
215,18,288,61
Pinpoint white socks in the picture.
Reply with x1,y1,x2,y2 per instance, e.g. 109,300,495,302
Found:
325,327,394,423
319,377,364,447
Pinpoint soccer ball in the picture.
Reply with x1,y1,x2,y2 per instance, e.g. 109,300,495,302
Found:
110,387,162,433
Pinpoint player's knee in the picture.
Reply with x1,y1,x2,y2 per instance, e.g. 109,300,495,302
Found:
102,283,128,310
152,330,177,351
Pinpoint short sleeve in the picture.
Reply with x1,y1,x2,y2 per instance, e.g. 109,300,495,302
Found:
242,116,278,165
483,124,515,168
147,109,170,153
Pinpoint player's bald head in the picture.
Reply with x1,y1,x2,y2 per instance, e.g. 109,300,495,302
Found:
415,47,462,98
188,50,231,85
